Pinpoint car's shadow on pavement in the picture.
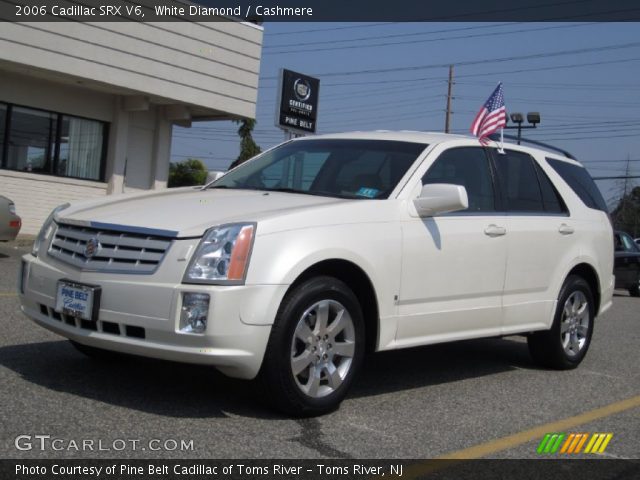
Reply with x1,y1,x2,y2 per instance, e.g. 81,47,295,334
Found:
0,336,533,419
352,336,533,399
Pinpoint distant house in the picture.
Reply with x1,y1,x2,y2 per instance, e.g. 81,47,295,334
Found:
0,19,262,233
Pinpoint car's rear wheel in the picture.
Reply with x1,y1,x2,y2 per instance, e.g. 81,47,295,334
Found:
528,275,594,369
260,276,364,416
628,278,640,297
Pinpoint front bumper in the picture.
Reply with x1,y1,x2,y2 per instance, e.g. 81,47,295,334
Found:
19,250,288,380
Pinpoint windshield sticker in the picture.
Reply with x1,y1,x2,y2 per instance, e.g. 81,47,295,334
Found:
356,187,379,198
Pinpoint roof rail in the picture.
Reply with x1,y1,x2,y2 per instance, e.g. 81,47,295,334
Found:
488,133,576,160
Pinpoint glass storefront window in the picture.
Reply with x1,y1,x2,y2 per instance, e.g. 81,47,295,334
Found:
6,106,57,174
58,116,104,181
0,103,106,181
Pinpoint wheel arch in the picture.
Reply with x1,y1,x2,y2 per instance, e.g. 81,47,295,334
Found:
286,259,380,353
565,263,601,316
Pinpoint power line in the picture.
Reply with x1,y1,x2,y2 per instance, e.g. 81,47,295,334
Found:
457,96,640,108
455,80,640,91
264,22,399,36
529,132,640,141
258,56,640,89
593,175,640,180
581,159,640,164
260,40,640,81
264,22,520,50
264,23,599,55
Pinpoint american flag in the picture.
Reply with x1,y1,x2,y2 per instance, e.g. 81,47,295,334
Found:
470,83,506,143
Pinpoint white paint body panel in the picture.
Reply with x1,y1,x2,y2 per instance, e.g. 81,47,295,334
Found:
396,215,507,348
19,132,614,379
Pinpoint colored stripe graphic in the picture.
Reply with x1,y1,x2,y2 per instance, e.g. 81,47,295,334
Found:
574,433,589,453
542,433,614,455
560,433,575,453
537,434,552,454
537,433,566,454
584,433,613,453
550,433,565,453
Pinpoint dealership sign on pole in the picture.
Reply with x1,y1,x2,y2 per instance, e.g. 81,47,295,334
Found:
275,69,320,137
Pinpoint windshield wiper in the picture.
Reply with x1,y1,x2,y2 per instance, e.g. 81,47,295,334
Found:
262,188,360,199
262,187,310,195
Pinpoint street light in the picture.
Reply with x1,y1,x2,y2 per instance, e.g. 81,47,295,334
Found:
505,111,540,144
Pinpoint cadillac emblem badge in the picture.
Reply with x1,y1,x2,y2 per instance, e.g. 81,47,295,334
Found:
84,238,100,258
293,78,311,102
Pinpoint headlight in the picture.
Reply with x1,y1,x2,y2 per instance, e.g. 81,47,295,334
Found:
183,223,256,284
8,203,16,215
32,203,70,257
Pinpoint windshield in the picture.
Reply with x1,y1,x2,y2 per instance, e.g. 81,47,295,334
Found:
210,139,427,199
616,232,640,253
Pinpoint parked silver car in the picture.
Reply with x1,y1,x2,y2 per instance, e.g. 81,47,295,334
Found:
0,196,21,241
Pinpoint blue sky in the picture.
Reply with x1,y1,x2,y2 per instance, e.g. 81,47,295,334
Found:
171,22,640,206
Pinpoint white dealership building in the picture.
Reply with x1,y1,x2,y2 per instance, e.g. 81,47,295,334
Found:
0,19,262,234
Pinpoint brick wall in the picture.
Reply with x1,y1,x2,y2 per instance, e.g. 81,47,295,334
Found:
0,170,107,235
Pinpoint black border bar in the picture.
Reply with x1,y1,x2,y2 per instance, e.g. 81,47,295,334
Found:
3,459,640,480
2,0,640,22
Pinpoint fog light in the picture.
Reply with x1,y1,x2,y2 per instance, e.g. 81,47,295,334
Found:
180,293,209,334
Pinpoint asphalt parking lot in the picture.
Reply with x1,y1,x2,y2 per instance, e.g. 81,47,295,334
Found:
0,242,638,460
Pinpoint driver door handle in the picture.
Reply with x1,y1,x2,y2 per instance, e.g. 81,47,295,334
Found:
559,224,574,235
484,224,506,237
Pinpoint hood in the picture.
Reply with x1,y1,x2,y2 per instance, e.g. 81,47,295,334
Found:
57,187,347,238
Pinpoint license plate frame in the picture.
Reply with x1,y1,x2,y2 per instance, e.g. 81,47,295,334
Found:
55,279,101,322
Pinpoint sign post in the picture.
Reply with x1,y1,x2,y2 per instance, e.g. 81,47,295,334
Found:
275,68,320,140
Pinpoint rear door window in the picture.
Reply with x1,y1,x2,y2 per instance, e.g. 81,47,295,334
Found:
533,162,568,214
494,150,544,212
492,150,567,215
547,158,608,212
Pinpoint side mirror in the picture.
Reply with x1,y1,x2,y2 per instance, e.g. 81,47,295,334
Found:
413,183,468,217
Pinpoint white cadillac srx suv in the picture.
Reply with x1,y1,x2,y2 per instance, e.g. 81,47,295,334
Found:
19,132,614,416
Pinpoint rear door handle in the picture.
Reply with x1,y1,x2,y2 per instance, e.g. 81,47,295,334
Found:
559,224,574,235
484,224,506,237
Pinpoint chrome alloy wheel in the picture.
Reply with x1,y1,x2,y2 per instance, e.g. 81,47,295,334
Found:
290,299,356,398
560,291,590,357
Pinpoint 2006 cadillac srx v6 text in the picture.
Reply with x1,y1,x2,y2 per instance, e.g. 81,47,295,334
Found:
19,131,614,415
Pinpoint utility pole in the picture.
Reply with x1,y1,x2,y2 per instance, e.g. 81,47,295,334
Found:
621,156,631,225
444,65,454,133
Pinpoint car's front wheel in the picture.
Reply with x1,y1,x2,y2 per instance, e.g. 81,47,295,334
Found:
528,275,594,369
260,276,364,416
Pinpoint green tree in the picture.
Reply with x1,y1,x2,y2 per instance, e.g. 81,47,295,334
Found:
168,158,208,188
611,185,640,237
229,118,261,170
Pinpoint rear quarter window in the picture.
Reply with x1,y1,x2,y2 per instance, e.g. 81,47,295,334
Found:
546,158,608,212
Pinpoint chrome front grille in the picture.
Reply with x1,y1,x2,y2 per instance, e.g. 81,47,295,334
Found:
48,223,173,274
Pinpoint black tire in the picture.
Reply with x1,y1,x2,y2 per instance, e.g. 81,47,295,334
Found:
528,275,595,369
259,276,365,417
628,282,640,297
69,340,128,361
